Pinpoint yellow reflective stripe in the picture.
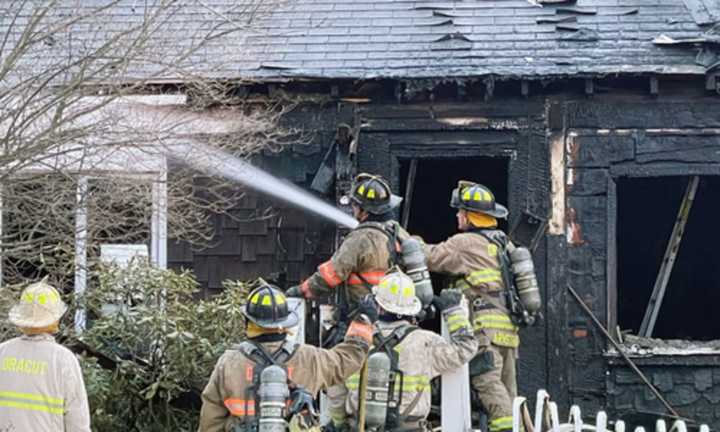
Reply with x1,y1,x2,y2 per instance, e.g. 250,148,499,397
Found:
466,269,502,285
449,321,470,332
475,322,517,331
489,416,514,432
467,274,502,285
474,315,518,332
0,391,63,406
475,314,512,323
447,314,471,332
0,400,64,415
446,314,466,324
346,374,430,392
469,269,501,276
491,332,520,348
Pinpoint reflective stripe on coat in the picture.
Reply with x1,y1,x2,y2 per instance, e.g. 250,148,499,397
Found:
198,335,369,432
422,232,520,348
345,308,477,422
0,335,90,432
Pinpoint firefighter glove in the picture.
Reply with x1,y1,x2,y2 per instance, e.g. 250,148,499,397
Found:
355,294,379,323
286,285,303,298
289,386,318,417
432,289,463,313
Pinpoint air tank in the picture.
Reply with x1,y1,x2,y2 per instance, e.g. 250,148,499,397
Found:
509,247,541,314
258,365,289,432
364,351,391,429
400,237,434,307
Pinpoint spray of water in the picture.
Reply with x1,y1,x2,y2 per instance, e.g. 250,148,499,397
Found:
167,143,359,229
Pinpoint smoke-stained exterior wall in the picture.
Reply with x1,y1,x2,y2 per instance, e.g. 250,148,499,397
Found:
556,97,720,424
168,84,720,428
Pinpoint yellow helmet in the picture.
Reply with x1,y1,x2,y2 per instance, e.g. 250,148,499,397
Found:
9,280,67,328
372,271,422,316
450,181,508,219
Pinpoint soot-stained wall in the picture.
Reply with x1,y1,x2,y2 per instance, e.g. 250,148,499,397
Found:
557,96,720,426
167,83,720,427
354,99,554,400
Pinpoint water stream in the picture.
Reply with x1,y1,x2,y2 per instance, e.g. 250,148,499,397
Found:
168,143,359,229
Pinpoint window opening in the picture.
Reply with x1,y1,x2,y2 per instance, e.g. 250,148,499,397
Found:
617,176,720,341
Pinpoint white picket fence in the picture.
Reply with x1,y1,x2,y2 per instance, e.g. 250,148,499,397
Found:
512,390,710,432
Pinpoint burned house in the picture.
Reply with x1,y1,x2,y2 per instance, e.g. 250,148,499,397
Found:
4,0,720,428
162,0,720,426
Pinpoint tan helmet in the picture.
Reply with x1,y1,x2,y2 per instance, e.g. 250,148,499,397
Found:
372,271,422,316
8,280,68,328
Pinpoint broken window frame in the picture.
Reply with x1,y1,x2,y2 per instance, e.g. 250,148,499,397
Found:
607,165,720,347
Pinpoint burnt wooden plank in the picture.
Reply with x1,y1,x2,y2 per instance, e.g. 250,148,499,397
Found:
360,101,545,120
545,235,570,409
362,118,528,132
636,135,720,164
568,196,607,222
518,236,548,398
568,169,608,196
610,163,720,177
388,131,518,146
567,101,720,129
548,102,564,131
567,134,635,168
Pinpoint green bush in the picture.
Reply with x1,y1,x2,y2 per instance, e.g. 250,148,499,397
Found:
1,262,253,431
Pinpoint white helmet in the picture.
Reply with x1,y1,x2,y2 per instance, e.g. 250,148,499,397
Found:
372,271,422,316
9,280,67,328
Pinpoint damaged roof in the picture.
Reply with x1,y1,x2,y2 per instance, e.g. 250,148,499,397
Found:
234,0,719,79
3,0,719,82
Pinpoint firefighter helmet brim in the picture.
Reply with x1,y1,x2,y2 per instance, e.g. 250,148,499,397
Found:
450,186,509,219
241,284,299,329
372,272,423,316
9,280,67,328
349,173,403,215
241,305,298,329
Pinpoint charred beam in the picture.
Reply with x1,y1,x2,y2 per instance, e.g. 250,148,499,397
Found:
484,77,495,102
706,73,719,92
457,81,467,101
395,82,404,104
649,76,659,97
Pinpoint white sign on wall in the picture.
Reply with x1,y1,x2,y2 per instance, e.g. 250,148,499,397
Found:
100,244,149,267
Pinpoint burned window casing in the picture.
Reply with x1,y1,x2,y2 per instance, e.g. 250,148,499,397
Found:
616,176,720,341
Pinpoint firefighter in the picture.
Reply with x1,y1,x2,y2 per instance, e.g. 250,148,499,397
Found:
286,173,404,428
419,181,517,432
287,173,404,306
343,271,480,431
0,280,91,432
198,282,376,432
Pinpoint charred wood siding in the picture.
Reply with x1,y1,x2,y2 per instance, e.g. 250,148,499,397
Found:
355,100,553,399
562,98,720,424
